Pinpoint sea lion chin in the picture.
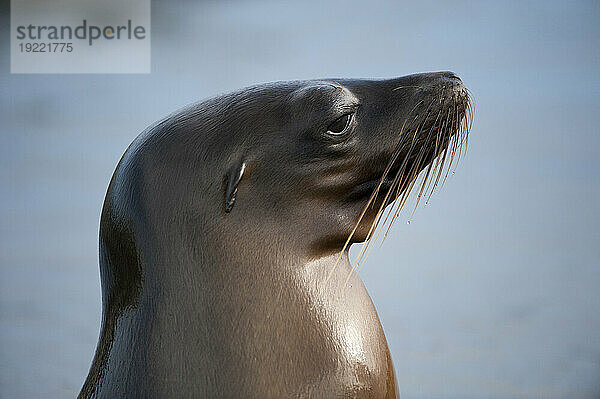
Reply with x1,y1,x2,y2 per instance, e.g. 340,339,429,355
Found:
79,71,472,399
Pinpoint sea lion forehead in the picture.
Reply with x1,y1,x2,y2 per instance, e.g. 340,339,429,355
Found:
289,81,360,108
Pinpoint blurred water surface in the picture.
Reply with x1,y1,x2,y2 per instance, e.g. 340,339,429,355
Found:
1,1,599,398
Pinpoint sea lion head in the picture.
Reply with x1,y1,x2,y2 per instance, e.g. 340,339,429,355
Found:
199,72,472,257
104,72,471,270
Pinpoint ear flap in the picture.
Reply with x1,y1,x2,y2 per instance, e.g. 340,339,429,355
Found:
225,160,246,213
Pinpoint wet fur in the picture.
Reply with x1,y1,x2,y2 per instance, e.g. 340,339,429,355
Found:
80,72,472,398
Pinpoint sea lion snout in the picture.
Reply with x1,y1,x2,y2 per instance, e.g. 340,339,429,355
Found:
437,72,467,96
388,71,466,99
333,72,472,243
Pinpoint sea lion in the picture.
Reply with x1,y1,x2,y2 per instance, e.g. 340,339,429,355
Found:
79,72,472,398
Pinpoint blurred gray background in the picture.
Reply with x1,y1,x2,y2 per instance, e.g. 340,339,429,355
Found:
1,1,599,398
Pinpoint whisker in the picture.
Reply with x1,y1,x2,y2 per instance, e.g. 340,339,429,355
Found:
384,110,443,238
425,104,453,202
441,104,460,187
392,85,422,91
325,101,425,284
370,106,441,248
428,108,453,200
347,104,435,280
337,87,473,286
406,107,446,219
371,99,425,205
346,98,438,281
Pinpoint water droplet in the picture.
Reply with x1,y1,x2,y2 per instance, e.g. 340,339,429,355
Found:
407,220,411,225
452,171,455,175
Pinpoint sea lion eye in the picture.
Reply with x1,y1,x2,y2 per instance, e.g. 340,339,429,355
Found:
326,113,353,136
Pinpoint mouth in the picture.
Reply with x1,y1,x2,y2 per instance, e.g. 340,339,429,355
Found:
346,159,414,203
